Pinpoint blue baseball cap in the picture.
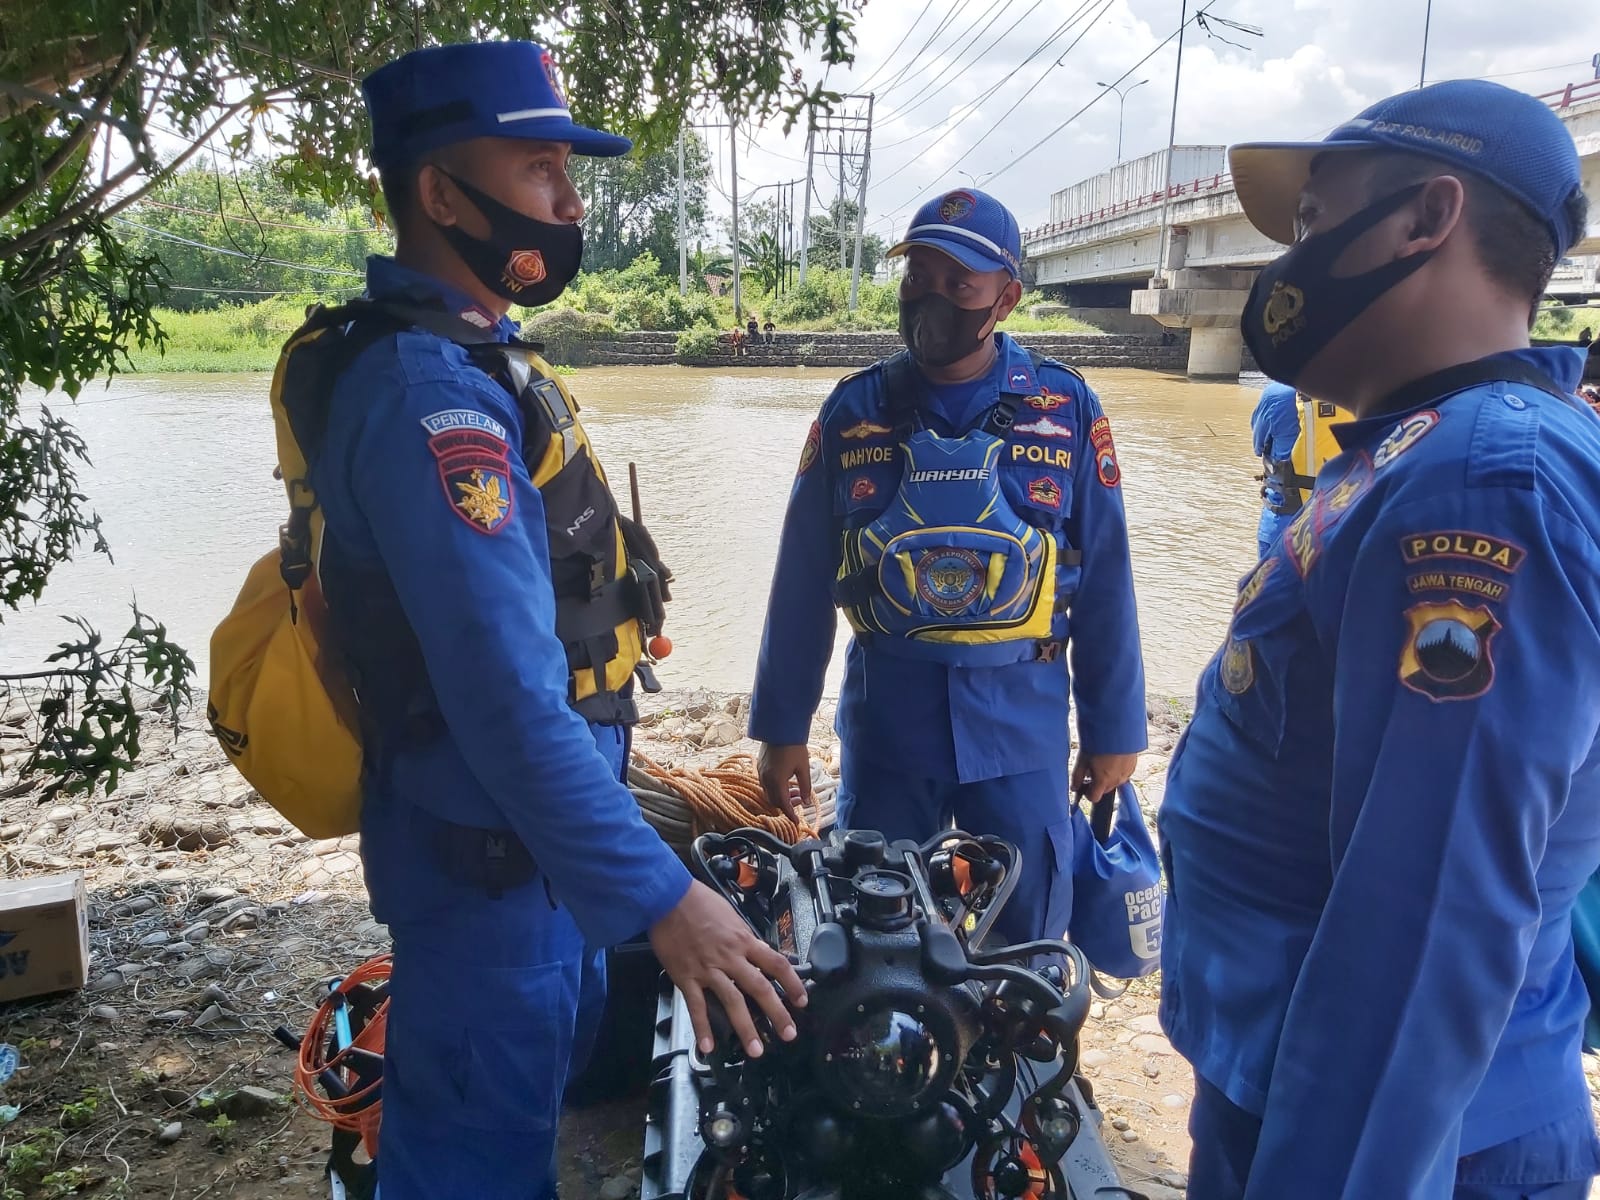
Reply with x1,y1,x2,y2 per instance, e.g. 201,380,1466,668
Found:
362,41,632,169
1231,79,1583,257
887,188,1023,278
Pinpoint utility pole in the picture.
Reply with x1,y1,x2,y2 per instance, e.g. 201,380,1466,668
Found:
1418,0,1433,88
730,123,741,322
799,124,814,284
676,130,688,296
1154,0,1188,284
849,93,874,311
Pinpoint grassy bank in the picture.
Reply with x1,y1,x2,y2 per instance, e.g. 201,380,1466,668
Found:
124,299,308,373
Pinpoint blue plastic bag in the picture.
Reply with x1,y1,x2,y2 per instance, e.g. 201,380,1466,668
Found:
1068,782,1164,979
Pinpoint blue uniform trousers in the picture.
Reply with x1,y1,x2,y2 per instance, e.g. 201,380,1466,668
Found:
1188,1074,1600,1200
365,726,626,1200
836,753,1074,948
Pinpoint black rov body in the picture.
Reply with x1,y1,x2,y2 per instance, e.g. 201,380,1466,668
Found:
640,827,1143,1200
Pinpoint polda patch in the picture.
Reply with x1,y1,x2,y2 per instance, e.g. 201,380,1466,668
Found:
1398,599,1500,702
797,419,821,477
1399,530,1525,574
1090,415,1120,488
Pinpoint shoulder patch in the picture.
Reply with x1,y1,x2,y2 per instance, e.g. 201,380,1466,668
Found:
425,413,514,534
1373,410,1439,470
1399,599,1499,701
797,419,821,477
1090,415,1120,487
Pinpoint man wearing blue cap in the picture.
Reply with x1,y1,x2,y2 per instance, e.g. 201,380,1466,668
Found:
1249,380,1302,557
1158,79,1600,1198
314,41,804,1199
749,187,1148,954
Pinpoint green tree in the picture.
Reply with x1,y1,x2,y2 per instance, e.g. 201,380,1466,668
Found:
574,131,711,275
0,0,856,796
805,198,886,276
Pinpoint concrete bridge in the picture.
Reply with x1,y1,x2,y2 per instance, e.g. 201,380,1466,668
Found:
1022,80,1600,376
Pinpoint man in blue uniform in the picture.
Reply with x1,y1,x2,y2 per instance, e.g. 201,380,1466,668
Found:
1159,79,1600,1199
1249,381,1300,557
316,42,804,1199
750,188,1147,952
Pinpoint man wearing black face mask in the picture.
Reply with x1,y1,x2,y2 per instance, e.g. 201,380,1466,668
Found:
299,41,806,1199
1159,80,1600,1199
750,188,1148,959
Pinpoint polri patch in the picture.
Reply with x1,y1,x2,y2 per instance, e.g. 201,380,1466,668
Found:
1090,416,1120,487
1373,410,1439,470
916,547,985,614
1400,530,1525,574
1399,599,1499,701
1013,416,1073,439
797,419,821,477
426,419,514,534
1027,476,1063,509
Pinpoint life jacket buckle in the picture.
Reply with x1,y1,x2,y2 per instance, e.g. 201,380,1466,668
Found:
1035,639,1063,663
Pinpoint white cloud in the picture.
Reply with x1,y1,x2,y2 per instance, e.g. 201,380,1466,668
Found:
702,0,1590,240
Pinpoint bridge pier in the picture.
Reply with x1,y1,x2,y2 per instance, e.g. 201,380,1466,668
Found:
1130,268,1256,378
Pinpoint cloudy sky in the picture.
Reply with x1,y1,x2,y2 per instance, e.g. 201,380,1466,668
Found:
703,0,1593,243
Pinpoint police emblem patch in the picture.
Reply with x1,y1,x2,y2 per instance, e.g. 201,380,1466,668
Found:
1220,638,1255,694
1261,281,1306,343
841,419,894,440
797,419,821,476
915,547,985,614
1013,416,1072,439
1286,501,1320,576
426,419,515,533
1026,388,1066,412
938,190,977,222
503,249,548,291
1027,476,1062,509
1090,416,1120,488
1399,599,1500,701
1373,410,1439,470
850,476,877,502
1234,556,1278,615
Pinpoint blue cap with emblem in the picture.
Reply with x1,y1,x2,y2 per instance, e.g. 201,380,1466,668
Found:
362,40,632,169
887,188,1023,279
1230,79,1584,257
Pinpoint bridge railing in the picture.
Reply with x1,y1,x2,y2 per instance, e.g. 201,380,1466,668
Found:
1021,173,1235,245
1538,79,1600,109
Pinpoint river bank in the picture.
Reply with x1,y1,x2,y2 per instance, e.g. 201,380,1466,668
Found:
0,687,1195,1200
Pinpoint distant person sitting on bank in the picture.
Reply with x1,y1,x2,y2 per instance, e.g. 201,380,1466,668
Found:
747,315,760,343
764,318,776,345
730,326,745,356
1251,381,1302,558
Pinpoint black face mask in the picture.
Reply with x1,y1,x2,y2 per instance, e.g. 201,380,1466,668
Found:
434,172,583,306
899,292,1000,369
1241,184,1433,386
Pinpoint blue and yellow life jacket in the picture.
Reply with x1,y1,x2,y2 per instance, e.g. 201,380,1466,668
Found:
831,351,1082,667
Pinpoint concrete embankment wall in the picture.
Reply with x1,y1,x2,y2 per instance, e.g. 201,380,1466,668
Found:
551,329,1191,371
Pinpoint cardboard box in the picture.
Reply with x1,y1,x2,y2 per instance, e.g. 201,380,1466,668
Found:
0,872,89,1003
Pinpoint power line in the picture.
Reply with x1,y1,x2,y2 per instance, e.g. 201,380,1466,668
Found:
982,0,1229,186
849,0,945,93
865,0,983,102
110,217,367,277
871,0,1111,199
872,0,1021,109
872,0,1105,156
877,0,1052,127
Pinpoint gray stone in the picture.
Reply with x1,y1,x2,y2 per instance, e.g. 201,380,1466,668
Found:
151,1010,188,1025
698,719,742,748
112,894,158,917
45,804,79,824
181,922,211,944
1161,1094,1188,1110
139,931,172,949
1156,1171,1189,1189
157,1121,183,1145
193,886,239,907
1120,1129,1140,1143
88,971,125,992
1126,1013,1164,1035
219,1085,283,1120
141,814,231,852
0,823,24,841
201,983,231,1006
197,896,257,924
193,1004,231,1029
1079,1048,1113,1070
91,1005,119,1021
219,907,265,933
1142,1057,1163,1079
1111,1117,1131,1132
173,948,234,983
599,1177,635,1200
1130,1032,1175,1056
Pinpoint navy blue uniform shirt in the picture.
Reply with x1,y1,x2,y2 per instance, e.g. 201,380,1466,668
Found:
1161,348,1600,1197
310,256,691,948
749,334,1147,781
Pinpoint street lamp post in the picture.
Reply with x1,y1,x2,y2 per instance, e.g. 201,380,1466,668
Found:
1096,78,1148,163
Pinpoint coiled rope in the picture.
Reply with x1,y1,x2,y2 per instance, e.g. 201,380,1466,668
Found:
629,752,836,856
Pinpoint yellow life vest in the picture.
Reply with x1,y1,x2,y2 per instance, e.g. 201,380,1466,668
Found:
207,300,668,839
